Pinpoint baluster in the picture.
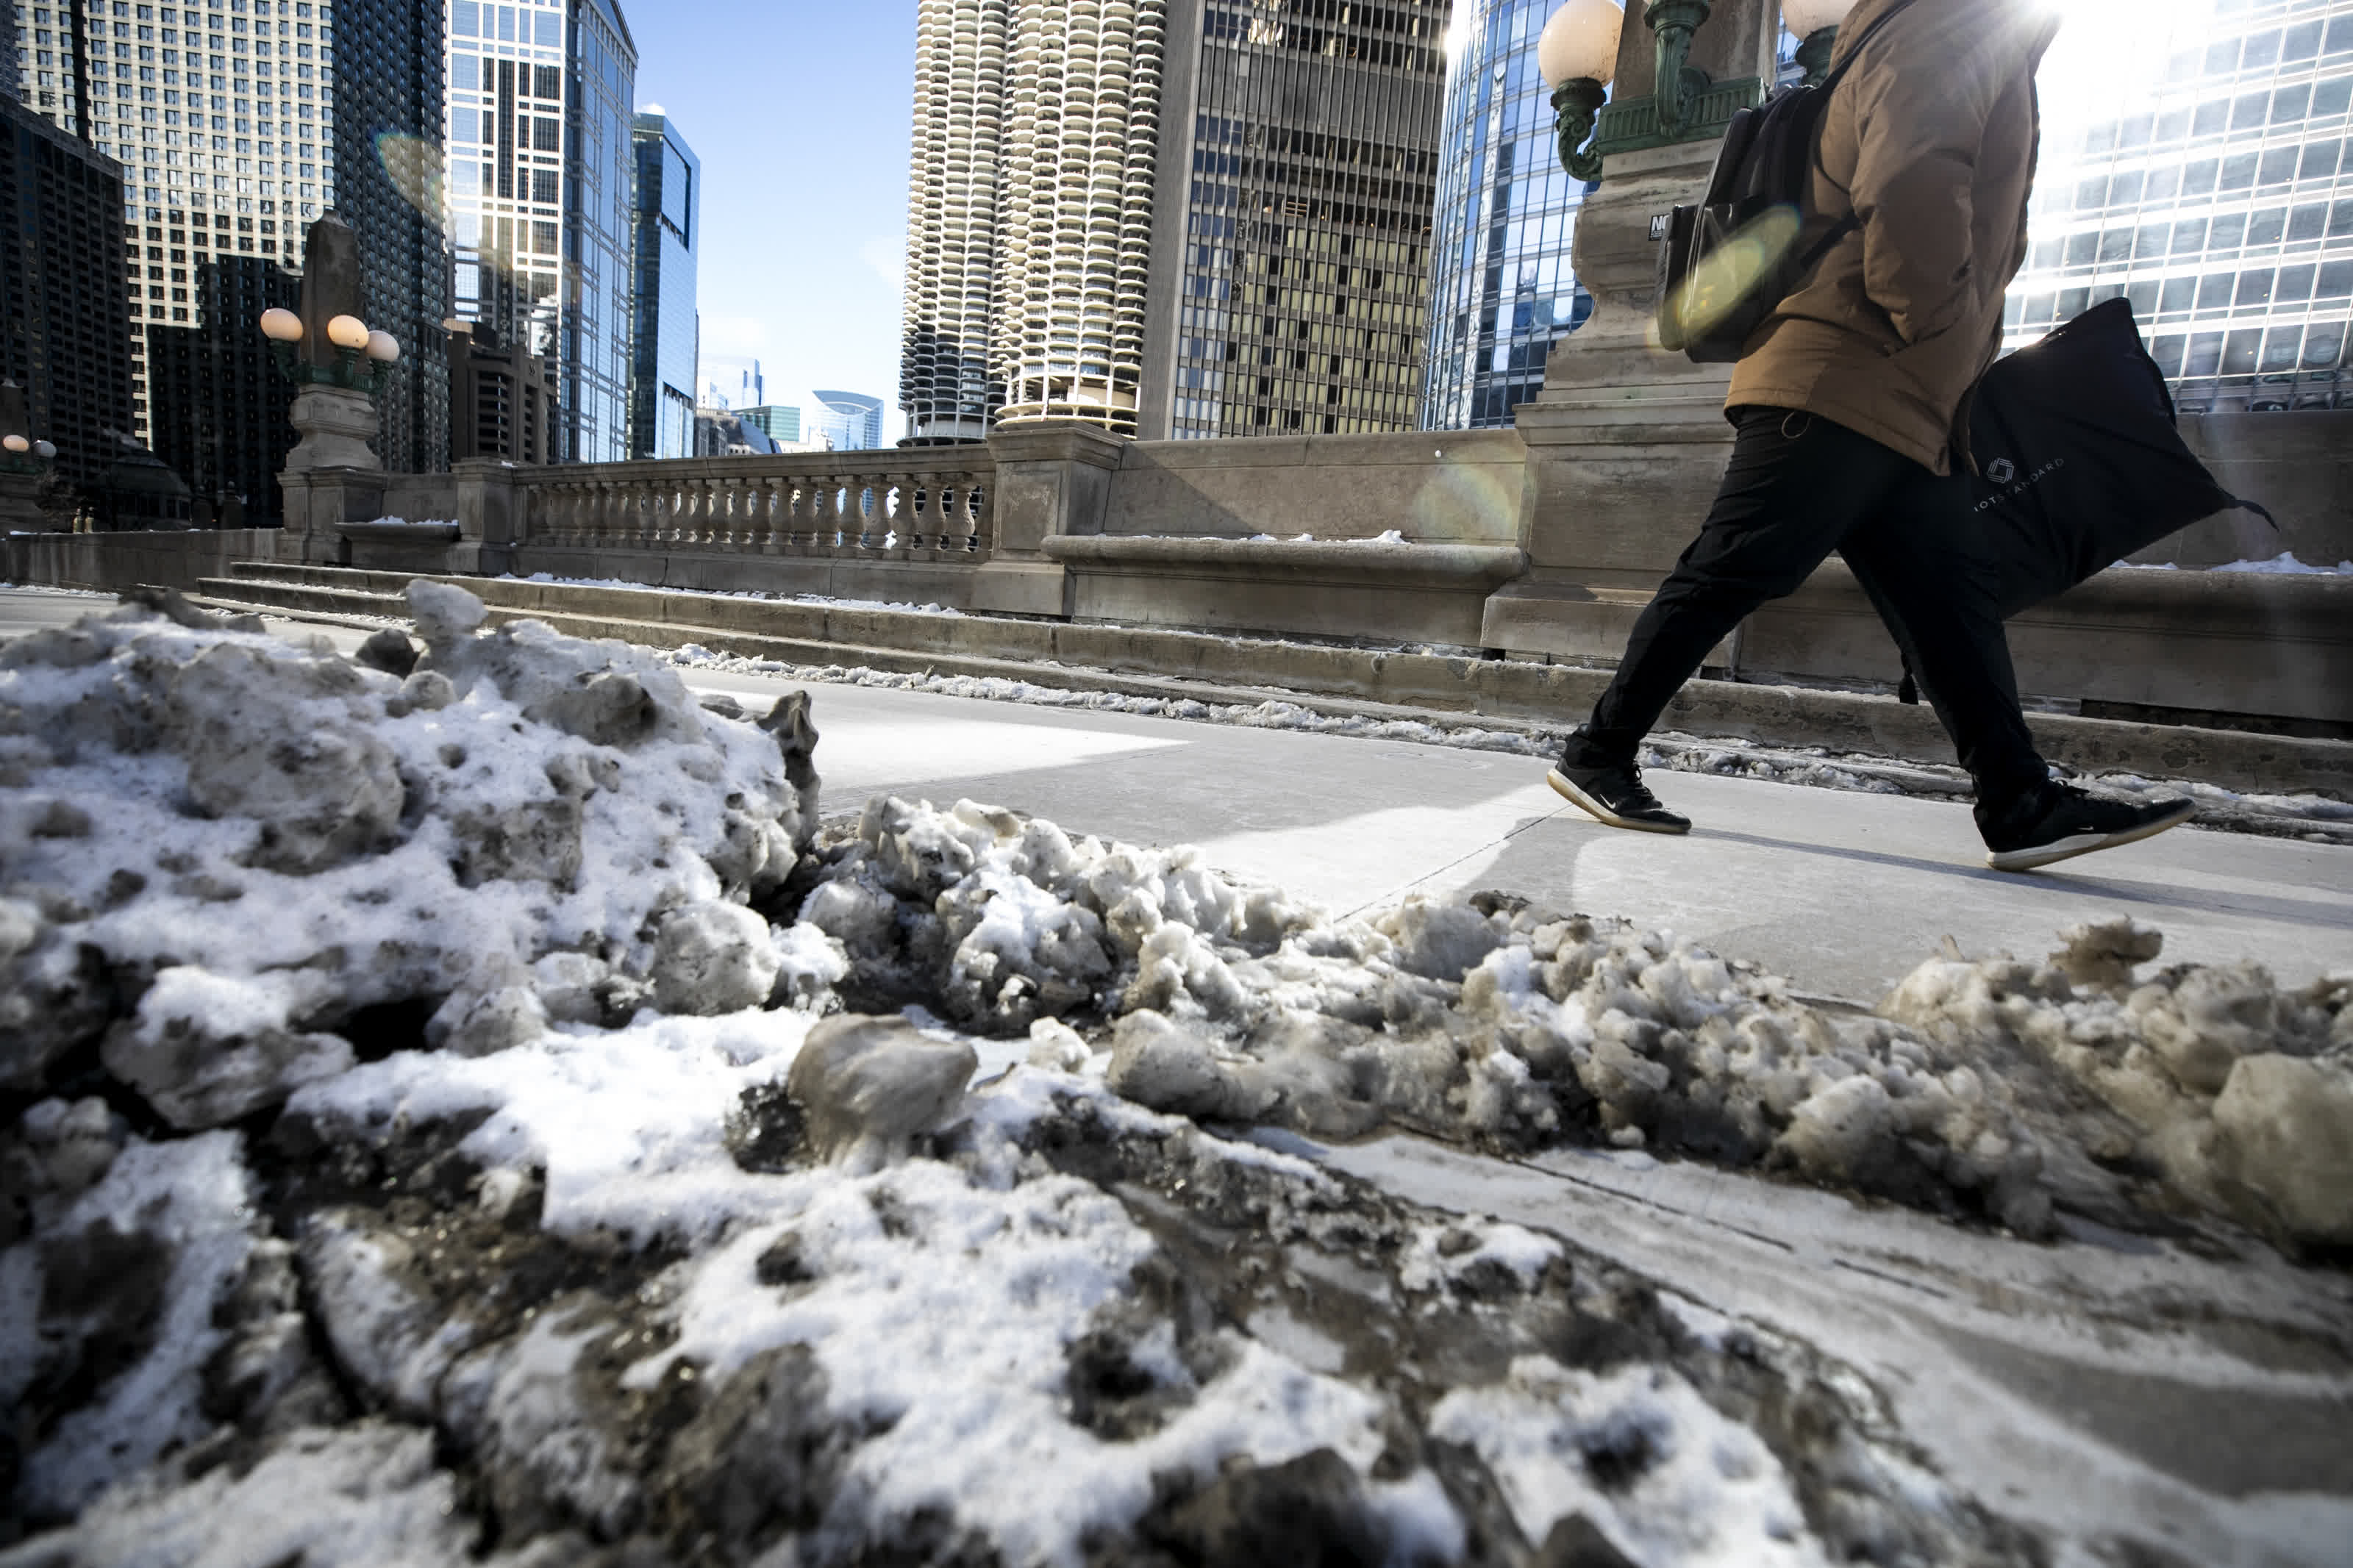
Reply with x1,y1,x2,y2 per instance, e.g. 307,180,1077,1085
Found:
750,477,780,554
562,481,588,548
969,473,994,559
903,477,933,560
938,473,972,556
821,478,850,554
856,476,885,554
708,476,735,551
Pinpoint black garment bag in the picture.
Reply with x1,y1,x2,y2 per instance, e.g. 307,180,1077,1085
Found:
1963,297,2274,618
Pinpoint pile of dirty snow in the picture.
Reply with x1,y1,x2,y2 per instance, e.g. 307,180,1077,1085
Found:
0,581,827,1132
2,587,2343,1567
797,797,2353,1249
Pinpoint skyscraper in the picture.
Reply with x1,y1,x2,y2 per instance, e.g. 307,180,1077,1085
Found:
810,388,883,452
446,0,636,463
0,91,136,493
896,0,1449,445
1418,0,1594,432
2006,0,2353,412
13,0,449,510
1142,0,1452,439
627,107,696,459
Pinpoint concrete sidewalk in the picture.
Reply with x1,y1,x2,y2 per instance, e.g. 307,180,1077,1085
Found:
686,667,2352,1003
6,587,2345,1003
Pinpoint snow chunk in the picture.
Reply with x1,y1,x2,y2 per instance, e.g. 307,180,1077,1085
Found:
1431,1355,1821,1566
785,1012,978,1167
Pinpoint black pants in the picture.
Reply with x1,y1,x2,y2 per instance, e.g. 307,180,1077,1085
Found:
1582,407,2048,808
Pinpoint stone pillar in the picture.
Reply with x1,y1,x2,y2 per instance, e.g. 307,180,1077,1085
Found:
973,422,1124,617
1486,0,1777,665
449,459,520,576
274,382,385,565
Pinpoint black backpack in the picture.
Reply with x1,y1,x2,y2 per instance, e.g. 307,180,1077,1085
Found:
1657,0,1923,362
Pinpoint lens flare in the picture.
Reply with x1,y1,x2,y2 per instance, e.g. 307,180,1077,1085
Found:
1411,453,1521,543
376,132,445,223
1658,204,1804,348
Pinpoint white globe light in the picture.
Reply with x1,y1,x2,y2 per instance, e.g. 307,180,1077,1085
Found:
366,329,401,363
1,434,27,454
1538,0,1625,89
258,306,304,343
326,314,371,351
32,440,55,459
1784,0,1857,37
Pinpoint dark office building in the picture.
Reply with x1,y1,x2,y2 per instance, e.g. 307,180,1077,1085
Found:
1140,1,1452,440
143,254,296,521
449,322,552,465
16,0,449,497
334,0,453,476
0,93,135,493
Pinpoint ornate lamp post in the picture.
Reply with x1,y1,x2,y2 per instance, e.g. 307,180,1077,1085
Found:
262,213,397,476
1645,0,1718,135
258,305,401,395
1541,0,1627,184
1784,0,1855,87
0,380,60,531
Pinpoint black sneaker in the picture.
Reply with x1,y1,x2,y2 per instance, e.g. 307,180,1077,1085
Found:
1546,749,1692,835
1982,784,2196,873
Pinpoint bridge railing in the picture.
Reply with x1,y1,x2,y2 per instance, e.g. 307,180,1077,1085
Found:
513,450,997,562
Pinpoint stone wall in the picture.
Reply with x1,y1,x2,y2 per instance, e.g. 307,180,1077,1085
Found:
1,528,283,594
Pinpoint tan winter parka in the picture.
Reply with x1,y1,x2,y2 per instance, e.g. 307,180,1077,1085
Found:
1724,0,2063,474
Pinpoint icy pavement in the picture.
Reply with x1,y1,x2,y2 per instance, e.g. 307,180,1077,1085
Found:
674,665,2353,1007
3,586,2350,1567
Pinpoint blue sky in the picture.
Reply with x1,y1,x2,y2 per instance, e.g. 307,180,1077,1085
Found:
626,2,915,439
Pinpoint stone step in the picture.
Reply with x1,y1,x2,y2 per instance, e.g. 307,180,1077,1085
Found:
197,565,2353,799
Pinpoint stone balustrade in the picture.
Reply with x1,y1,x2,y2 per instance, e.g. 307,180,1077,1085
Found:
515,452,996,562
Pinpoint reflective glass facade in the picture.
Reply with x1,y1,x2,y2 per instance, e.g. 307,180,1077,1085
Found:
1418,0,1590,432
446,0,634,462
1418,11,1806,431
2008,0,2353,412
628,109,695,459
810,388,884,452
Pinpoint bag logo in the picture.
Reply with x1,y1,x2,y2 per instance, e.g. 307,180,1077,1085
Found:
1985,457,2016,484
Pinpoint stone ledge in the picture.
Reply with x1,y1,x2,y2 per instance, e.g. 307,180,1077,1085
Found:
1043,534,1527,587
196,564,2353,799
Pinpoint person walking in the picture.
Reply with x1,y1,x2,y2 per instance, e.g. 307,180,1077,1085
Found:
1546,0,2196,873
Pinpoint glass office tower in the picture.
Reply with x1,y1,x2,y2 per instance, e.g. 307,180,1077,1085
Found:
2009,0,2353,412
446,0,635,462
810,388,884,452
1418,0,1593,432
628,108,696,459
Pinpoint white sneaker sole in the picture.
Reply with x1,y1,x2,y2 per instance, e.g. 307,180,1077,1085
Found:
1546,767,1692,835
1985,801,2197,873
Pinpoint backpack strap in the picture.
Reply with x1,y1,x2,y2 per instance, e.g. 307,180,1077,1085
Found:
1793,0,1930,276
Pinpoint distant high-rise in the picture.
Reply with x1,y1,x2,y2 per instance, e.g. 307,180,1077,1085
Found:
14,0,450,512
628,108,697,459
0,93,136,494
446,0,637,463
739,403,801,444
896,0,1448,445
2005,0,2353,412
810,387,883,452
